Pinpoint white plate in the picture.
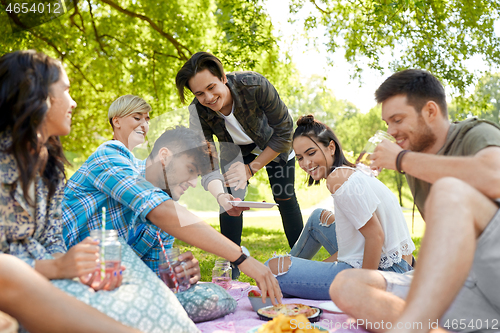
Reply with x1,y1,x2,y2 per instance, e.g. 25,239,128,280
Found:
228,201,278,208
318,301,343,313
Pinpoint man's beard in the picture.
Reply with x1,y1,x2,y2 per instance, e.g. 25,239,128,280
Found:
410,116,437,152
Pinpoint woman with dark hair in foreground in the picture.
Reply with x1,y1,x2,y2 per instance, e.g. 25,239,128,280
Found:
0,50,139,332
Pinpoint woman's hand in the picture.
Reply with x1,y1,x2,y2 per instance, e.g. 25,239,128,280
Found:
224,162,251,190
176,251,201,285
80,266,125,291
238,257,282,306
217,194,249,216
54,237,100,279
55,237,124,291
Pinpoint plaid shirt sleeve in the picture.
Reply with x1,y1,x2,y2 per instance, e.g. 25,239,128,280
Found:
86,143,168,229
63,141,174,274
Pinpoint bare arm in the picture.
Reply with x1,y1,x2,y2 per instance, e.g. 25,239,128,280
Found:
147,200,282,305
358,214,385,270
1,254,140,333
372,142,500,199
34,238,99,280
323,252,338,262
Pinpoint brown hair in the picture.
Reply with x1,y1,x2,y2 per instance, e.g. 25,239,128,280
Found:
148,126,216,176
375,69,447,117
175,52,225,104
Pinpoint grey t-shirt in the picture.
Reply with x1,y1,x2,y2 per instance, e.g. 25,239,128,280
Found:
406,117,500,218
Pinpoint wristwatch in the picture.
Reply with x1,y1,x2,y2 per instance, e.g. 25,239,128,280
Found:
230,246,250,267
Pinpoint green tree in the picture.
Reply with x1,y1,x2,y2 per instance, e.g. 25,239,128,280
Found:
449,72,500,123
288,74,358,125
0,0,294,160
289,0,500,93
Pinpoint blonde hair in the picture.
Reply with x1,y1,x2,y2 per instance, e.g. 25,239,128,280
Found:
108,95,151,128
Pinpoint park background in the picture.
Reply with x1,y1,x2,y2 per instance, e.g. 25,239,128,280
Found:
1,0,499,282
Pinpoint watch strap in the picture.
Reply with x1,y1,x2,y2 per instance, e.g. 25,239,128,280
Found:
230,253,248,266
231,246,249,266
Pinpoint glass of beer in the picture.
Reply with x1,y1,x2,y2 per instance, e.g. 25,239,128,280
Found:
355,130,396,177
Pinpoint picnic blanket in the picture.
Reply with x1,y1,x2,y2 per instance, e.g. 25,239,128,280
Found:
195,281,369,333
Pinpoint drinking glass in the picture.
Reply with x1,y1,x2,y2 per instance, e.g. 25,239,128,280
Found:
159,248,191,293
355,130,396,177
212,259,232,290
89,229,122,288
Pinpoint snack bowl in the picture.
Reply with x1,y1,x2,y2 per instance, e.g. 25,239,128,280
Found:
248,295,274,312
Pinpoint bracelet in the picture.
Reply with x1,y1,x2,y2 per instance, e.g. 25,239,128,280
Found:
216,192,228,205
396,150,410,174
247,164,254,177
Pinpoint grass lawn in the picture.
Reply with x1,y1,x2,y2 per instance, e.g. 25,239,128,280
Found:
176,211,425,285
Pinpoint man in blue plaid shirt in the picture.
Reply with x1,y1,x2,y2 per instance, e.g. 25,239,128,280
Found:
62,95,282,302
62,126,206,277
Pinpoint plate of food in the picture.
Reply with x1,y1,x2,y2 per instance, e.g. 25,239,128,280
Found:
257,304,322,322
247,313,328,332
228,201,278,209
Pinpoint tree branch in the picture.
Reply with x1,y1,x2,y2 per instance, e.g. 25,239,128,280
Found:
100,34,180,60
99,0,192,60
2,0,101,93
28,30,103,93
87,0,108,54
152,51,159,101
310,0,332,15
69,0,86,34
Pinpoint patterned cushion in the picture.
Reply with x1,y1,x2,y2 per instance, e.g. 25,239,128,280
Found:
176,283,237,323
50,240,199,333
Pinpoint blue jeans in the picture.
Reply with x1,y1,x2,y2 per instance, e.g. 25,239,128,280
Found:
266,208,413,300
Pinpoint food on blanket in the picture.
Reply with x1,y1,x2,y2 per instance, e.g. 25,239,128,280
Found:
248,290,273,311
248,290,269,297
257,314,323,332
258,304,319,318
249,290,262,297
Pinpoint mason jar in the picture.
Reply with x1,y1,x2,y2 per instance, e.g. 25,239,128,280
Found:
159,248,190,293
212,259,232,290
89,229,122,280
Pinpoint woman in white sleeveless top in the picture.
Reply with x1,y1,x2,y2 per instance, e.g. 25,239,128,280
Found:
266,115,415,299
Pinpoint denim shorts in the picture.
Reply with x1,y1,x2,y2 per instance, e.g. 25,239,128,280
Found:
379,208,500,333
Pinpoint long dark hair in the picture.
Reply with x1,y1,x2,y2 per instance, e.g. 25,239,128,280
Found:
293,114,354,186
0,50,67,205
